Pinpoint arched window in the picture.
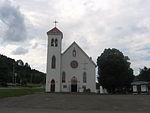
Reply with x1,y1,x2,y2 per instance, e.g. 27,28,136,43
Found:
55,39,58,47
51,38,54,46
83,72,86,83
51,56,56,69
62,72,66,83
72,47,76,57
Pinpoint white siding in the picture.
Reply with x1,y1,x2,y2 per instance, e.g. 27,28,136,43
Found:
46,28,96,93
46,34,62,92
61,43,96,92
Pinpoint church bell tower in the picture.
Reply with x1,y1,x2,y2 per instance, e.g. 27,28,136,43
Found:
46,23,63,92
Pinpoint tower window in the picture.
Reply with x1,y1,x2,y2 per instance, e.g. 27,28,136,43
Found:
55,39,58,47
51,39,54,46
62,72,66,83
51,56,56,69
83,72,86,83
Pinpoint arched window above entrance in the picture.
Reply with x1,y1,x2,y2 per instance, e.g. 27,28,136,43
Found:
51,56,56,69
71,76,77,84
51,79,55,84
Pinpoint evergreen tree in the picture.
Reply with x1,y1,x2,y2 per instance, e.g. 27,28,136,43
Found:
0,54,46,86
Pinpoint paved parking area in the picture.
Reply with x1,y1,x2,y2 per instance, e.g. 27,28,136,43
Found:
0,93,150,113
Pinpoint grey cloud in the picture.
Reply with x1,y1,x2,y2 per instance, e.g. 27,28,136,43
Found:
0,0,149,74
32,42,38,49
112,25,149,39
12,47,28,55
0,0,27,43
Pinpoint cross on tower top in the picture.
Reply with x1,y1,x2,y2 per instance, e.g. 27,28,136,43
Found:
53,20,58,27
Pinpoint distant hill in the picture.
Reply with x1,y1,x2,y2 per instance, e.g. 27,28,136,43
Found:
0,54,46,86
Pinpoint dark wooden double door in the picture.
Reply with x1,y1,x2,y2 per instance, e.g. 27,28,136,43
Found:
71,84,77,92
71,76,77,92
51,79,55,92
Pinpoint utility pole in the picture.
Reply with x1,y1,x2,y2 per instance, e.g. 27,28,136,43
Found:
12,63,15,84
15,73,17,86
12,63,17,86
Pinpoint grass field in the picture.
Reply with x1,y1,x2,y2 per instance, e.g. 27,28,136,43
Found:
0,84,43,88
26,83,43,88
0,88,44,98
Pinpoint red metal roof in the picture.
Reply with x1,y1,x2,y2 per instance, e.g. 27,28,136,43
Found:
47,27,62,35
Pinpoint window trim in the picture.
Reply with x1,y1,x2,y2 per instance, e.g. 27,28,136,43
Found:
55,39,58,47
62,71,66,83
51,38,54,46
51,55,56,69
83,72,87,83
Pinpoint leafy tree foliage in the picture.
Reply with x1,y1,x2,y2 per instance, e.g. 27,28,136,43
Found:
0,54,46,86
97,48,134,93
138,67,150,82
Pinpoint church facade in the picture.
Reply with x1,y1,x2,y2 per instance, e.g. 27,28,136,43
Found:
46,26,96,93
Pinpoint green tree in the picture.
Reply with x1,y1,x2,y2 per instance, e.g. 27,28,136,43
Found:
0,54,46,86
0,60,9,86
0,55,11,86
97,48,134,93
138,67,150,82
17,60,24,66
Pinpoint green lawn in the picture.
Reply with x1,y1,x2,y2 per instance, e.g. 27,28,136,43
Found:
26,83,43,88
0,88,44,98
0,84,44,89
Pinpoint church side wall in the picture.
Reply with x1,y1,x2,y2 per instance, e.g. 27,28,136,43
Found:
86,62,96,92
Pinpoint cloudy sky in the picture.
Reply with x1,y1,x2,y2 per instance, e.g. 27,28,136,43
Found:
0,0,150,75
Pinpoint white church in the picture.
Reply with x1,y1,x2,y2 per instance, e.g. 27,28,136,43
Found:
46,25,96,93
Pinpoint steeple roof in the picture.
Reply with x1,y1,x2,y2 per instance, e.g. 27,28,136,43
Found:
47,27,63,36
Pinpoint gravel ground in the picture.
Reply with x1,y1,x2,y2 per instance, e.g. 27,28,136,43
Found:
0,93,150,113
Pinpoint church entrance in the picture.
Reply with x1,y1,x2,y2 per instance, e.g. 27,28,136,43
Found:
71,76,77,92
51,79,55,92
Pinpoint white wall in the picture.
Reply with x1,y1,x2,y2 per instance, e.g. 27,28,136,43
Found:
46,34,62,92
61,42,96,92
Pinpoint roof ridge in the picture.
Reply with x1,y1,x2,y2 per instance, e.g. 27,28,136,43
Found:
47,27,63,35
62,42,96,67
